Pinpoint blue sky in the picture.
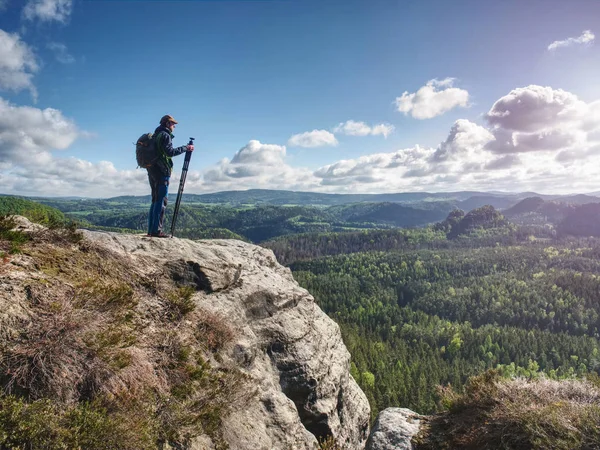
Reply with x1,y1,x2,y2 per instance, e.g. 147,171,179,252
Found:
0,0,599,197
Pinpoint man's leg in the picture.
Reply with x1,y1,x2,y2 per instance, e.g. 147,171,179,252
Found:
147,170,159,235
156,176,170,233
148,170,162,235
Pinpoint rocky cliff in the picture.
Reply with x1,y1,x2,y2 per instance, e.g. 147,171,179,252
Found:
0,217,370,449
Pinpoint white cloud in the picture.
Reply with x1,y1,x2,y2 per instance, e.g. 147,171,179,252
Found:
314,146,435,188
0,97,147,198
0,97,79,163
432,119,495,162
1,158,148,198
0,29,38,101
23,0,73,23
3,85,600,197
230,139,286,166
395,78,470,119
548,30,595,51
485,85,595,155
47,42,75,64
200,140,318,192
287,129,338,148
311,84,600,194
485,85,586,133
333,120,395,138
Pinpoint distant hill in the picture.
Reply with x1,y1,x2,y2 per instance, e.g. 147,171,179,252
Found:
503,197,545,216
440,205,510,239
329,202,449,227
557,203,600,237
178,189,484,206
457,195,519,212
503,197,592,228
29,189,558,209
548,194,600,205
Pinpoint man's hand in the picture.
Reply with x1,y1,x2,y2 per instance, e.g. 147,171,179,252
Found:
187,144,194,152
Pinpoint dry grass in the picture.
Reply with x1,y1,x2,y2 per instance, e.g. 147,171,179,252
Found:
318,435,341,449
416,370,600,450
0,223,253,449
195,308,237,354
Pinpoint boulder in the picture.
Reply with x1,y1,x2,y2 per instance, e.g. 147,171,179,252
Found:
365,408,423,450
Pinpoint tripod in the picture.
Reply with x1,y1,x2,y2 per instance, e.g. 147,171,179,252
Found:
170,137,194,237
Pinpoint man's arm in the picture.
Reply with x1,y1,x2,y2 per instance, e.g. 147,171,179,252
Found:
158,132,189,157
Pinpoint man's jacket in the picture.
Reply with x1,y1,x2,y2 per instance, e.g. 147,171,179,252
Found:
152,125,188,177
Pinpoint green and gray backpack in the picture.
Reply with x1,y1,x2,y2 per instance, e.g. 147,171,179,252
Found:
135,133,158,168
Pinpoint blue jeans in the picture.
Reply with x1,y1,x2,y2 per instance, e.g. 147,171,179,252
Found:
147,168,169,235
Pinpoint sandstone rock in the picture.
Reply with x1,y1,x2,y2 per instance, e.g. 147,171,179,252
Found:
365,408,423,450
78,229,371,449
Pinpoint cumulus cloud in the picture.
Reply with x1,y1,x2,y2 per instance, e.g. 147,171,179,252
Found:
287,129,338,148
23,0,73,23
0,97,79,164
314,146,435,187
485,85,586,132
47,42,75,64
333,120,395,138
0,29,39,100
548,30,595,51
484,85,596,155
311,83,600,194
0,97,148,198
201,140,317,192
432,119,494,162
231,140,286,165
1,157,149,198
484,154,521,170
395,78,470,119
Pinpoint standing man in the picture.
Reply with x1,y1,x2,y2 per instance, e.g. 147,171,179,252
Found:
147,114,194,237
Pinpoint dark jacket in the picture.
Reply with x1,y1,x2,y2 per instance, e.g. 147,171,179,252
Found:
152,125,188,177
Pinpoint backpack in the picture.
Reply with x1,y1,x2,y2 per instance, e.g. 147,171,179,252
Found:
135,133,158,168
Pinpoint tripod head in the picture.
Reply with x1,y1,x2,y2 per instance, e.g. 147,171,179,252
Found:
188,137,195,146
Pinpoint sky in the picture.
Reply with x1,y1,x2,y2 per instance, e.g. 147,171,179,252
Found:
0,0,599,198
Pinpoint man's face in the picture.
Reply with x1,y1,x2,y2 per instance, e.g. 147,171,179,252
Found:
168,121,176,131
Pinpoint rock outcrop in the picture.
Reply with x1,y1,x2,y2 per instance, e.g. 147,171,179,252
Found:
0,220,370,449
365,408,423,450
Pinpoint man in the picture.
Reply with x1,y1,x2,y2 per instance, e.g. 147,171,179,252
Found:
147,114,194,237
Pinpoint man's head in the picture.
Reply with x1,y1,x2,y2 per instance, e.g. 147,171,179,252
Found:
160,114,178,131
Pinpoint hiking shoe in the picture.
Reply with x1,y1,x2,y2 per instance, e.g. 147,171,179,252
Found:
150,232,170,238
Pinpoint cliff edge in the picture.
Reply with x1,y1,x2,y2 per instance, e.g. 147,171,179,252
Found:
0,217,369,449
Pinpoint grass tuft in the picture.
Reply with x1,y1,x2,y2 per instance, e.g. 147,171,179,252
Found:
164,286,197,321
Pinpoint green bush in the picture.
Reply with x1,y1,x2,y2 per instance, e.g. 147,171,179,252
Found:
0,395,158,450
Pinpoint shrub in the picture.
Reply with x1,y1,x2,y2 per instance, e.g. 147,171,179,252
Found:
195,309,236,353
416,370,600,450
0,395,158,450
0,216,30,254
